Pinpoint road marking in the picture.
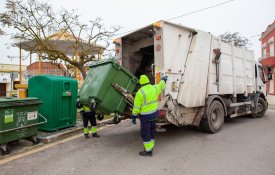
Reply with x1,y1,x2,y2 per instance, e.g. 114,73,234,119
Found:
0,133,83,165
0,120,128,165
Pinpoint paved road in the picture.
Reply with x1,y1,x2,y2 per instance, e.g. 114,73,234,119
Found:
1,110,275,175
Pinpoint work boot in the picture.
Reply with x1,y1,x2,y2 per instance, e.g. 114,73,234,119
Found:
84,134,89,139
92,133,100,138
139,150,152,157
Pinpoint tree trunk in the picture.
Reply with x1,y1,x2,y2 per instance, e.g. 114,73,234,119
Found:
79,66,87,80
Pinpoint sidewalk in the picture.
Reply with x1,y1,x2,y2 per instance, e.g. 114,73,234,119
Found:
37,117,114,143
0,115,118,158
267,95,275,109
269,105,275,109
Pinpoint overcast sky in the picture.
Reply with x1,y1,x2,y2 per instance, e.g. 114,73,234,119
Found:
0,0,274,65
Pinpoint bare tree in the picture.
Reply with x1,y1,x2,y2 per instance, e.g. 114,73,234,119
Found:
220,32,251,49
0,0,120,78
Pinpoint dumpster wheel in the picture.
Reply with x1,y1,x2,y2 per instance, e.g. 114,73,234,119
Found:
97,113,104,121
113,113,121,124
1,144,11,155
29,136,40,145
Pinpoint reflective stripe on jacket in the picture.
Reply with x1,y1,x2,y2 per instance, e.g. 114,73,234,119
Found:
132,80,165,116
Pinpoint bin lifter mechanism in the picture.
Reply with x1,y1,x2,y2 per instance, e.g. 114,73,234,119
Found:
112,83,134,107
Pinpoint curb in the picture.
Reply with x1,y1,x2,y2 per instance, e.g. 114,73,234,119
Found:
37,118,115,143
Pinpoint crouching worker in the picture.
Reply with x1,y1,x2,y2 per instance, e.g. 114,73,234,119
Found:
80,105,100,139
131,75,167,156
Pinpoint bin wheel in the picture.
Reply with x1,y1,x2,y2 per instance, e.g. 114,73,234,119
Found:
30,136,40,145
113,114,121,124
97,113,104,121
1,145,11,155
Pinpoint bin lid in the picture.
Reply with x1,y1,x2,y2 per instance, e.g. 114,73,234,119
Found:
29,75,78,82
89,59,139,83
0,97,42,108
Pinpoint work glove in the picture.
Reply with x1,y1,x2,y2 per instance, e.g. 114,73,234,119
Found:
131,115,137,125
161,76,168,83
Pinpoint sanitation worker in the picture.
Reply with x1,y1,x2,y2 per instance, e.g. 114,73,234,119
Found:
132,74,167,156
80,105,100,138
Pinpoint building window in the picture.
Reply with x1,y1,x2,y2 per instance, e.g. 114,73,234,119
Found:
263,47,267,57
269,38,274,56
262,42,267,58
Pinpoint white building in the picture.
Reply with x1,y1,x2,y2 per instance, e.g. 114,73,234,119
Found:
0,64,27,97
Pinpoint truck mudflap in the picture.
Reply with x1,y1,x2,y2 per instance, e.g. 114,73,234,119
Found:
159,95,204,126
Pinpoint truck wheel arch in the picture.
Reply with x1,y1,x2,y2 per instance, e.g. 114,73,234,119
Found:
259,92,266,101
204,95,227,118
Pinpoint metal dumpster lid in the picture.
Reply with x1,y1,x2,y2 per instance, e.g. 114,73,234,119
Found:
0,97,42,108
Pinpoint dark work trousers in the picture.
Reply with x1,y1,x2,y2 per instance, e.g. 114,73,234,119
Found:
82,112,97,128
140,120,157,142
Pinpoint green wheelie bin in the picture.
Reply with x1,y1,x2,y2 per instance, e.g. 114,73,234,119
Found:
78,60,138,122
28,75,78,132
0,97,46,155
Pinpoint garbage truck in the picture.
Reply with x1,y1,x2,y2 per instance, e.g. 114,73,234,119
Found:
113,20,269,133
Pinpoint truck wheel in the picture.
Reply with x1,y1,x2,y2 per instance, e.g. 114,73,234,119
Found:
252,97,266,118
200,100,225,133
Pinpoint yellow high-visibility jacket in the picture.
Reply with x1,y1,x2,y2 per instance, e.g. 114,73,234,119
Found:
132,80,165,118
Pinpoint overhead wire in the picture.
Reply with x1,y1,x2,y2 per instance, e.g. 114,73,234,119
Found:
167,0,235,21
115,0,235,37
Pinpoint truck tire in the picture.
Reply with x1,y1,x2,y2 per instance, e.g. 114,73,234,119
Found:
252,97,266,118
200,100,225,133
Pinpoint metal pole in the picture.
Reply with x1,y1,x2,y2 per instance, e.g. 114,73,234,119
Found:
75,49,79,81
38,53,41,75
19,43,22,84
30,51,32,65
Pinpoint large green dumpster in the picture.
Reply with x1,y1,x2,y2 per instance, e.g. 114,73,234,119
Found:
78,60,138,115
0,97,45,154
28,75,78,132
